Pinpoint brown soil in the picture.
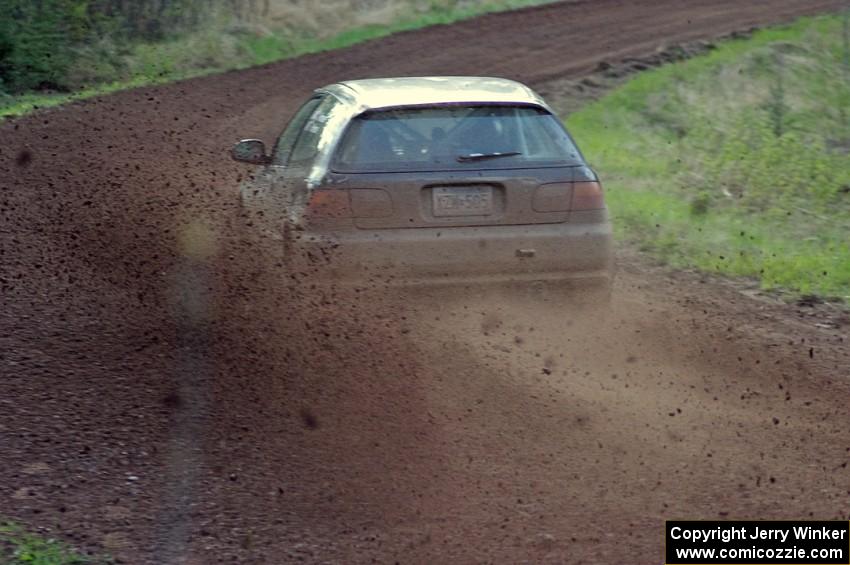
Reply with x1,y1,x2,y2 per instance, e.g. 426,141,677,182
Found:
1,0,848,563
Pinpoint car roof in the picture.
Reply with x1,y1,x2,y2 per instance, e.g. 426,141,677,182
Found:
318,76,549,111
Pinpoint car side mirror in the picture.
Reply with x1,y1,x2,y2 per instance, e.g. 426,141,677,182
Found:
231,139,271,165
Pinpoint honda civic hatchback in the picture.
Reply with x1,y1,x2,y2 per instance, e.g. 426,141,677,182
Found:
231,76,612,294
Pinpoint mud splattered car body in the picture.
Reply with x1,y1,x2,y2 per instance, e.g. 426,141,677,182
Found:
232,76,612,291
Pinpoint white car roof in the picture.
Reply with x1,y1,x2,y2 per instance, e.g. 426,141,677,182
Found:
319,76,549,111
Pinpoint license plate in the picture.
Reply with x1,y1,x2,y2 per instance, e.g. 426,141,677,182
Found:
432,186,493,217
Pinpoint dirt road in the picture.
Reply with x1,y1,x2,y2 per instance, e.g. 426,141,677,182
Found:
1,0,848,563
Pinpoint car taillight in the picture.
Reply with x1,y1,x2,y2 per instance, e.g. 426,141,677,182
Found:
304,189,351,226
571,181,605,210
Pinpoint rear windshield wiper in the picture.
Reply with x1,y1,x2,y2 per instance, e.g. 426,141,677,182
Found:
456,151,522,163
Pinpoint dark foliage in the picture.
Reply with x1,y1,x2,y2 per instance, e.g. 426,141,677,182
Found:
0,0,262,93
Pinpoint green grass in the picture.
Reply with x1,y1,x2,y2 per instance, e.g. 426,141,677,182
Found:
0,522,91,565
0,0,554,118
567,13,850,301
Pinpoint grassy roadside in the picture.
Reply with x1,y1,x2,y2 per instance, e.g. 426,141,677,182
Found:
567,13,850,302
0,521,94,564
0,0,553,119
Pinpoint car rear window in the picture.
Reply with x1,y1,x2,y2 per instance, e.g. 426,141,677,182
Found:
331,105,584,172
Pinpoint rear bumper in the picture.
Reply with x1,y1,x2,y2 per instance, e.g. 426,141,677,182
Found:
290,220,613,288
